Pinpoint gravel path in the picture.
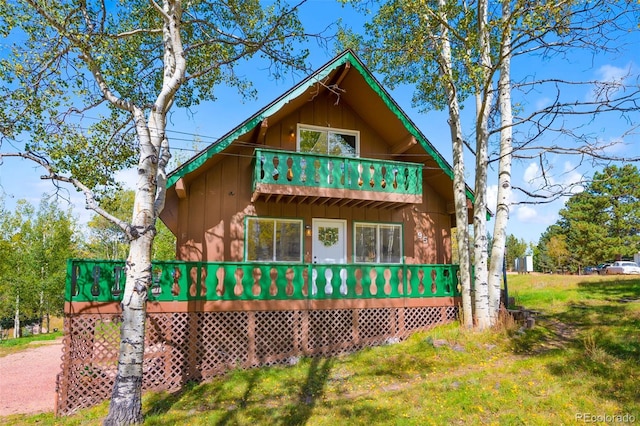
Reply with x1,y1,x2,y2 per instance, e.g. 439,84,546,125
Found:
0,338,63,416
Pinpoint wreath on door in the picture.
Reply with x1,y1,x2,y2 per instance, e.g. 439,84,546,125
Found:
318,227,339,247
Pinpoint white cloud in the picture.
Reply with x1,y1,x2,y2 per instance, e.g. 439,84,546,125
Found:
523,162,540,184
486,184,499,213
596,63,629,83
599,136,628,158
589,63,632,102
535,97,552,110
561,161,585,193
516,205,538,222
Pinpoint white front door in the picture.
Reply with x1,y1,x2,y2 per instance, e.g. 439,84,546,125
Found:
312,219,347,264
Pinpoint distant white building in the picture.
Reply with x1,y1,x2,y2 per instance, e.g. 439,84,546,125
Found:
515,255,534,274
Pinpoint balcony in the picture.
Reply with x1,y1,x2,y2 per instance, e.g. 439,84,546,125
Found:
66,260,461,307
252,148,423,208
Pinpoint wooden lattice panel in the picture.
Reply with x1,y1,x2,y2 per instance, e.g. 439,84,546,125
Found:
196,311,250,379
56,304,458,415
445,306,458,321
254,311,297,366
358,308,397,344
57,315,120,415
307,309,354,355
403,307,445,333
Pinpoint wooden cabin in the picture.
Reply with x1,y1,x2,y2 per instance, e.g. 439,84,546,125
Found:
160,49,473,268
57,50,475,416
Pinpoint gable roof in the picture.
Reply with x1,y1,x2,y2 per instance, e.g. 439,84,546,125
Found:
166,49,474,202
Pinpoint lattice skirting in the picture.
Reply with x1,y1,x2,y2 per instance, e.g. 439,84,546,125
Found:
55,305,458,415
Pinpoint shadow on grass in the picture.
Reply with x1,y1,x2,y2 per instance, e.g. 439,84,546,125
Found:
280,357,333,426
512,277,640,408
576,277,640,301
143,356,336,425
143,380,198,417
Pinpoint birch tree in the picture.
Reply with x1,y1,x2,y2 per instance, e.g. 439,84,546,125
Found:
436,0,473,326
338,0,481,326
0,197,76,333
487,0,513,322
339,0,494,326
487,0,640,315
472,0,493,329
342,0,639,327
0,1,311,423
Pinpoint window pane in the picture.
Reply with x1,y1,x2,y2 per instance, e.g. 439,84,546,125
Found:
247,219,274,261
275,221,302,262
300,129,327,154
329,132,357,157
380,225,402,263
355,224,377,262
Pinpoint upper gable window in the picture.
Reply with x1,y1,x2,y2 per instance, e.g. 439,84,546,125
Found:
297,124,359,157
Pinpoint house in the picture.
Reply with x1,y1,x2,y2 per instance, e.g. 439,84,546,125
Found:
57,50,475,416
160,49,473,269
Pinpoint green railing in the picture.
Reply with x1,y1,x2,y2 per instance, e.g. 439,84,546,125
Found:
66,260,461,303
253,148,423,196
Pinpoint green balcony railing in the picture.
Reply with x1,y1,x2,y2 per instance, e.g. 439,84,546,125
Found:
66,260,461,303
253,148,423,197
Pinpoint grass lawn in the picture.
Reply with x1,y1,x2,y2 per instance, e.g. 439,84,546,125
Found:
3,274,639,425
0,325,64,358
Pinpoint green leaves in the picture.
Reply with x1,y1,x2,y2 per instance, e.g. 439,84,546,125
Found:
0,196,78,323
1,0,309,194
83,189,176,260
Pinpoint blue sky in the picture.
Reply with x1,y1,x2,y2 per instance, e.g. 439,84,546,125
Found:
1,0,638,248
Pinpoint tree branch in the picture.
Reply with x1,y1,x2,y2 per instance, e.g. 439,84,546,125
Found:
0,151,136,240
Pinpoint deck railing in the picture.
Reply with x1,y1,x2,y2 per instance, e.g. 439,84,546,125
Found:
66,260,461,303
253,148,423,196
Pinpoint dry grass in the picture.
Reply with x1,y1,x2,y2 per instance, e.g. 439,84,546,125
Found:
2,275,639,425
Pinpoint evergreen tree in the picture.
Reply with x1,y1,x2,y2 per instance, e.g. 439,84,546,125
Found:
558,164,640,262
540,164,640,271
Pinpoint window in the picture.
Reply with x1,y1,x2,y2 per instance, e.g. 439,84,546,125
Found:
354,223,402,263
246,218,302,262
298,124,359,157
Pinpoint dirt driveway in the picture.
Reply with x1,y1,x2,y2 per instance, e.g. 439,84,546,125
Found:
0,338,63,416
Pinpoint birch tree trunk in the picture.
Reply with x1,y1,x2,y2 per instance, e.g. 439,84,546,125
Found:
488,0,513,323
0,1,308,423
437,0,472,328
13,294,19,339
104,110,163,425
472,0,493,329
104,2,184,423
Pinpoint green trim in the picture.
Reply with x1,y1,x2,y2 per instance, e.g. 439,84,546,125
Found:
65,259,461,302
342,54,475,203
166,50,475,203
254,148,423,196
167,53,353,188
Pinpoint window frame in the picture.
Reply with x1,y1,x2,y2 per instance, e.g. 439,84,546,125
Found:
244,217,304,263
353,221,403,264
296,124,360,157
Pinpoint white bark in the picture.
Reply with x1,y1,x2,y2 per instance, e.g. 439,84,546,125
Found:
473,0,493,330
436,0,472,328
13,294,20,339
104,2,184,424
488,1,513,323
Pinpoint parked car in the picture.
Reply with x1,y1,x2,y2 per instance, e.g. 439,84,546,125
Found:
605,261,640,275
582,266,597,275
596,263,612,275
